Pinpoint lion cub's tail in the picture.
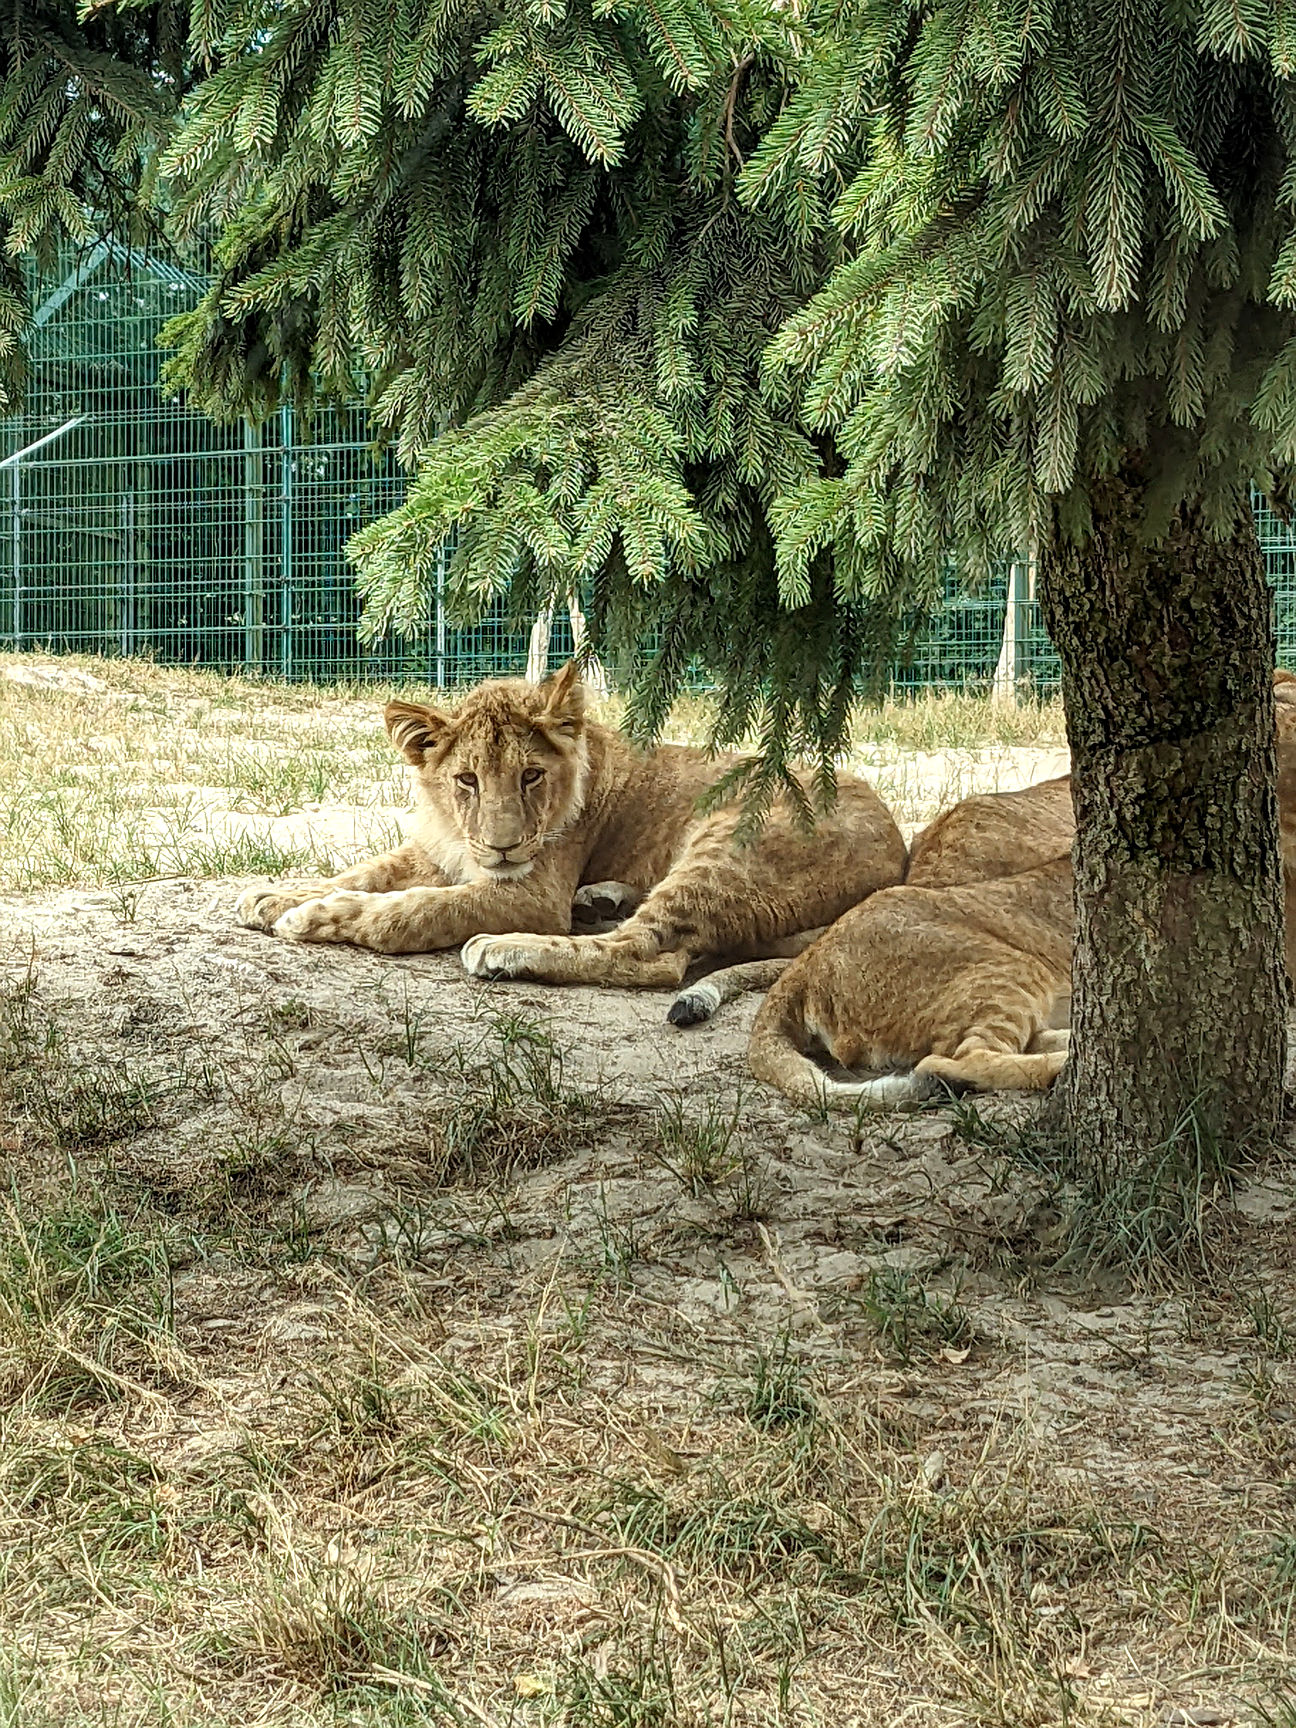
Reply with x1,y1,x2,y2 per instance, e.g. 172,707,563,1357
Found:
746,970,946,1112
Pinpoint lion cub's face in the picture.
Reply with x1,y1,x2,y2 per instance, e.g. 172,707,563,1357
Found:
384,663,589,881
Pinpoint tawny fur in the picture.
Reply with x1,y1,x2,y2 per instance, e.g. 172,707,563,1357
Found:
236,663,907,981
668,775,1077,1030
904,774,1075,888
746,857,1074,1109
690,669,1296,1111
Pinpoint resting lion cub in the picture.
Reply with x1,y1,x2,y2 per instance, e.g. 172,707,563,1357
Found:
669,775,1075,1108
676,669,1296,1110
236,662,907,986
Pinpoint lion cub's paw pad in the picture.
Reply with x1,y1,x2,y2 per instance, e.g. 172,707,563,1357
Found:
461,934,538,979
572,882,641,924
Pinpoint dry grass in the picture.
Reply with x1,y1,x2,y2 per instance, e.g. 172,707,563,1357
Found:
0,959,1292,1724
0,651,1067,892
0,652,411,891
0,651,1290,1727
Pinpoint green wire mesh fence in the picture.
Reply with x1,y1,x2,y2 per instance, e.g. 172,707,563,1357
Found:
0,241,1291,693
0,241,549,686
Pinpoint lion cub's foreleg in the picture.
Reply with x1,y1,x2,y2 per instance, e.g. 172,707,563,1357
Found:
241,875,575,955
237,843,443,932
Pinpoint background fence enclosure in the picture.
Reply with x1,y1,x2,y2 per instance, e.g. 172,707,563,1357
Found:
2,243,1294,693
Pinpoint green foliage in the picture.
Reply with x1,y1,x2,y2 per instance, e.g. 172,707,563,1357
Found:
153,0,915,786
144,0,1296,778
157,0,791,437
748,0,1296,592
0,0,186,408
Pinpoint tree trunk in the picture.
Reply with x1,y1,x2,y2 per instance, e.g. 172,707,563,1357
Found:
1039,463,1285,1170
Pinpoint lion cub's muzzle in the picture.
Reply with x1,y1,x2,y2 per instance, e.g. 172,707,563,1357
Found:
471,837,541,877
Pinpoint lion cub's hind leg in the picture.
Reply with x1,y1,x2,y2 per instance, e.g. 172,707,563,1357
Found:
1029,1028,1071,1053
917,1045,1067,1093
915,988,1071,1093
462,875,682,985
667,959,793,1026
666,931,828,1026
463,924,693,987
461,863,731,986
462,785,902,990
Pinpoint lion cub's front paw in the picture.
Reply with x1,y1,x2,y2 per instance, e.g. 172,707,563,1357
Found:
571,881,643,925
461,932,546,979
273,891,372,945
236,885,327,932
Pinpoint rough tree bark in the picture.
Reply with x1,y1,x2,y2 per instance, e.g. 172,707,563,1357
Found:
1039,460,1285,1168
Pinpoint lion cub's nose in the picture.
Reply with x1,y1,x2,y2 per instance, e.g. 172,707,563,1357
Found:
483,839,525,864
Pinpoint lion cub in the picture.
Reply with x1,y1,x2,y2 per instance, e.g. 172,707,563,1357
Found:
746,851,1073,1110
237,662,907,986
669,775,1075,1108
676,668,1296,1110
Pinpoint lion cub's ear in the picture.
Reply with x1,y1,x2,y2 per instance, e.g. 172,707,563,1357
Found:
384,700,451,763
538,661,586,734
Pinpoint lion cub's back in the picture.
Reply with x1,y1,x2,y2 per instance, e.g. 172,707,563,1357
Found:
579,737,751,887
579,735,901,895
905,775,1075,890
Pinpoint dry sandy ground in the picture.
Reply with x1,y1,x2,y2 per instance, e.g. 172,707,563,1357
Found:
0,657,1293,1727
2,870,1295,1725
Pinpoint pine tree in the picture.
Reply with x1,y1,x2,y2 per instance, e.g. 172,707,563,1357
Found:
743,0,1296,1169
154,0,917,807
0,0,186,407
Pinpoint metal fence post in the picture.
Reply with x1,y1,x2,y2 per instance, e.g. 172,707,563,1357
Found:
0,415,86,651
118,488,136,655
992,552,1029,699
435,541,447,688
9,458,20,649
279,403,294,680
243,420,264,670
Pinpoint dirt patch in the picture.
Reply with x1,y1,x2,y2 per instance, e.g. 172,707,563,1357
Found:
1,871,1294,1727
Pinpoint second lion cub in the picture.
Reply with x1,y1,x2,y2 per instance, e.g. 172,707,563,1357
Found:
674,671,1296,1110
668,775,1075,1109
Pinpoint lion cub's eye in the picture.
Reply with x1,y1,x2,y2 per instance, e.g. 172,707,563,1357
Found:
521,768,545,787
455,772,479,792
